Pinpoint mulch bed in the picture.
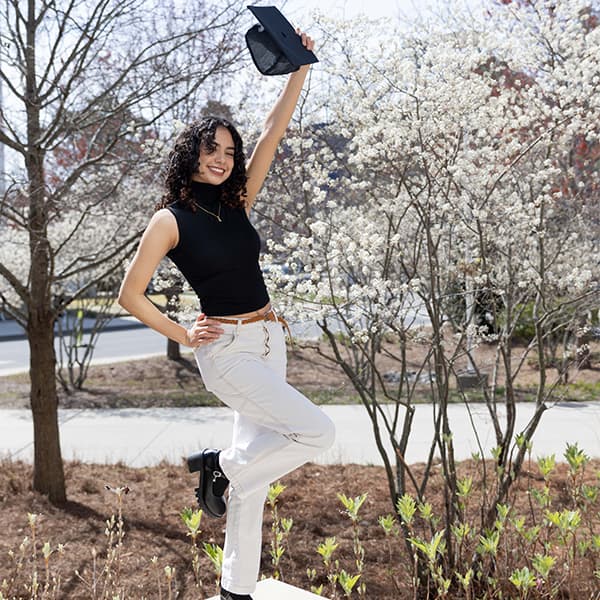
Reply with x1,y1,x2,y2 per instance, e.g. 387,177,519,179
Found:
1,459,599,599
0,461,400,599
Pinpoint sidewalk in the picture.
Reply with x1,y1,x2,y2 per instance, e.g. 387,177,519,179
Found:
2,402,599,467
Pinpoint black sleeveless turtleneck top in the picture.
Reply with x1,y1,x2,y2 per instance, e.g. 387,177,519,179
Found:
166,181,270,316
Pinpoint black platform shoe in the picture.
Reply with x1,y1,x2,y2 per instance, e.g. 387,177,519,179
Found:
220,587,253,600
187,449,228,518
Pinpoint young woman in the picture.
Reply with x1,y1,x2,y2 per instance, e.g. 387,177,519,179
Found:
118,31,335,600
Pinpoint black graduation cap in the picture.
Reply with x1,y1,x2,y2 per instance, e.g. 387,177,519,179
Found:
246,5,319,76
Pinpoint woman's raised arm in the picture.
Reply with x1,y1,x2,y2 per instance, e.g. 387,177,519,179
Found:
244,31,314,212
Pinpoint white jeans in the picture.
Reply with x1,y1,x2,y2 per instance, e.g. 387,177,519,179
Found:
193,318,335,595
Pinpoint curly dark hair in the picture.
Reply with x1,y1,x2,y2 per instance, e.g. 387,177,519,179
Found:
156,117,247,211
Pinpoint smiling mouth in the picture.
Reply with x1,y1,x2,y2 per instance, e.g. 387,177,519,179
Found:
208,166,226,176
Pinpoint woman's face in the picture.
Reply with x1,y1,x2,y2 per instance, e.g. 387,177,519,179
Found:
192,125,235,185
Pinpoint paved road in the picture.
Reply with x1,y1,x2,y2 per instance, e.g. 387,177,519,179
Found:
0,325,168,376
2,402,599,467
0,317,328,376
0,301,431,376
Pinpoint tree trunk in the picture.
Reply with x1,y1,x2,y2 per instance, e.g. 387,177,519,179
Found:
23,0,66,504
167,338,181,360
28,314,66,504
166,289,182,360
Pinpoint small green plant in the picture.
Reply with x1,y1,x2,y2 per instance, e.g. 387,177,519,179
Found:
163,565,176,600
338,570,361,598
418,500,441,530
378,514,401,594
509,566,536,599
409,530,446,564
40,541,64,599
532,454,556,519
280,516,294,563
1,513,65,600
316,536,340,599
203,543,223,594
396,493,417,527
545,508,582,597
537,454,556,480
27,513,39,596
409,530,449,597
306,567,324,596
455,567,474,600
456,474,473,513
477,528,500,557
180,506,204,593
2,538,27,599
531,553,556,597
564,443,590,506
267,481,292,580
72,484,138,599
338,493,367,597
565,442,589,474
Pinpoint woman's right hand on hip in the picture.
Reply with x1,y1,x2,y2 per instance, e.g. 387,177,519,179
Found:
185,313,224,348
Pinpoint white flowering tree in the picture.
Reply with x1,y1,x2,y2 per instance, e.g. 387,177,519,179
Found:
0,0,247,503
260,0,599,585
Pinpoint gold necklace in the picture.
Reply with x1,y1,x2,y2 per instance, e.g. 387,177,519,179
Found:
195,202,222,222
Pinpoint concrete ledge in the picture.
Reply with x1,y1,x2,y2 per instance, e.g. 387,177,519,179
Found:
206,579,326,599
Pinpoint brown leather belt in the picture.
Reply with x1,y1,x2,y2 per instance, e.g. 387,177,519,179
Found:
212,310,293,341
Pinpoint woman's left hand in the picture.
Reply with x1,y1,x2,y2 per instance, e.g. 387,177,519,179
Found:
296,28,315,53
